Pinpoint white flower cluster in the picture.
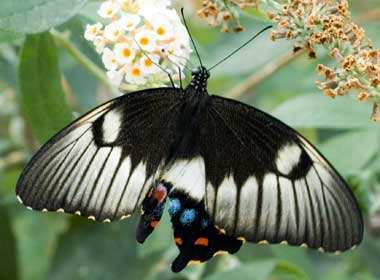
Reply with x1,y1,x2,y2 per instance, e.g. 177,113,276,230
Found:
84,0,192,88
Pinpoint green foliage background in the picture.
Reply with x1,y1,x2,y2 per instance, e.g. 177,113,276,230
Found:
0,0,380,279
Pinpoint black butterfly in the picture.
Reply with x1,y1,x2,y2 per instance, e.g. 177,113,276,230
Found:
16,27,363,273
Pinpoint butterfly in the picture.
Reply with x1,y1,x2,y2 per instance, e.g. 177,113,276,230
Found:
16,22,363,272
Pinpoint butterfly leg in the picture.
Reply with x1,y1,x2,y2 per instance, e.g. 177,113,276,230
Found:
136,182,170,243
168,190,243,272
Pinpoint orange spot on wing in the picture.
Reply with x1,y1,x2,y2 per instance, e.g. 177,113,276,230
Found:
175,237,183,246
189,260,202,264
194,237,209,246
150,221,159,228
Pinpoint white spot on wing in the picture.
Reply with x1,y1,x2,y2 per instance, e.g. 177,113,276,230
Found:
120,214,130,220
162,157,205,201
258,173,279,240
87,147,122,213
79,147,112,208
67,142,98,206
294,178,307,239
16,195,23,204
102,110,122,143
278,176,297,237
206,182,216,217
276,143,302,175
237,176,258,235
103,156,132,216
215,176,237,234
119,161,147,212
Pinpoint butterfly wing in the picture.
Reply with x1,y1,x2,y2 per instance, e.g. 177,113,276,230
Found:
16,88,182,222
199,95,363,252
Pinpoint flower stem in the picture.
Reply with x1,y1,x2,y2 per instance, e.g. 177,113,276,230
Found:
226,49,304,99
51,30,116,94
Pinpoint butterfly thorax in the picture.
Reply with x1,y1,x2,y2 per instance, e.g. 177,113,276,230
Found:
185,66,210,97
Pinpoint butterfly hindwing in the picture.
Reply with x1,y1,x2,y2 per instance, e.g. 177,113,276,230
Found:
16,88,182,222
199,95,363,252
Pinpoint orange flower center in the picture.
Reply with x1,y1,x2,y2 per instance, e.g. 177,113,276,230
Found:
144,59,153,67
140,37,149,45
113,30,120,37
123,48,131,57
157,27,165,36
132,68,141,76
107,9,113,15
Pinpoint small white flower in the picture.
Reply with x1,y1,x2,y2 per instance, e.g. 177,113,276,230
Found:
102,48,118,70
118,0,139,13
150,16,173,40
93,36,105,53
104,21,122,41
98,1,121,18
107,70,123,87
84,23,103,41
140,55,160,74
85,0,192,88
119,14,141,31
114,43,136,64
139,0,170,17
135,29,157,52
160,42,188,67
125,64,147,84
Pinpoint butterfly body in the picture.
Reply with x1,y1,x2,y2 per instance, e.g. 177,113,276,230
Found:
16,66,363,272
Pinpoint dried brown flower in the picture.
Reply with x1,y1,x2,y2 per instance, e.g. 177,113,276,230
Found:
196,0,380,121
197,0,258,32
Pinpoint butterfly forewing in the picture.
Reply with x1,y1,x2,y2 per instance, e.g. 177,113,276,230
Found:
16,88,183,222
200,95,363,252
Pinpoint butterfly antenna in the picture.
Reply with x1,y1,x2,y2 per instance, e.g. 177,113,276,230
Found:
181,8,203,68
133,38,175,87
208,25,272,71
178,66,183,90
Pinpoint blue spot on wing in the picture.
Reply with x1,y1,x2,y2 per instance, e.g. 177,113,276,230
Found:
200,219,209,229
168,198,181,217
179,209,197,226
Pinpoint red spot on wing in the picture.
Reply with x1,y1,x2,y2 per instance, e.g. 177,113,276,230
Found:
150,221,159,228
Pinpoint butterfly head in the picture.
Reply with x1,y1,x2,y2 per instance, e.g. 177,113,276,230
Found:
188,66,210,94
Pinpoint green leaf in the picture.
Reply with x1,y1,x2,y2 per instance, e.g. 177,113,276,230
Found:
272,94,375,129
0,0,88,34
204,260,276,280
18,32,72,143
271,246,314,280
274,261,310,280
320,129,379,176
49,218,157,280
13,211,68,280
0,30,23,42
0,206,19,280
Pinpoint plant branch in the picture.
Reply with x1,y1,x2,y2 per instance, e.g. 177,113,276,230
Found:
0,150,26,170
51,30,117,94
226,49,304,99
